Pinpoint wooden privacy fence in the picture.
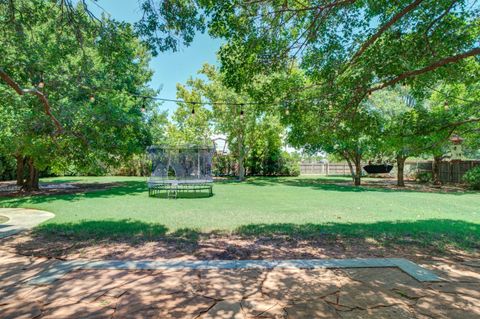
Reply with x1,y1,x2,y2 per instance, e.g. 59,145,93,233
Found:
300,160,480,184
300,162,351,176
438,161,480,183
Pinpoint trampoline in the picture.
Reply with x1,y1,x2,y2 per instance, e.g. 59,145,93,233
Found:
147,144,215,198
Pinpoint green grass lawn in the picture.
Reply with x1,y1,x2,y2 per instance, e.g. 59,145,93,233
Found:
1,176,479,248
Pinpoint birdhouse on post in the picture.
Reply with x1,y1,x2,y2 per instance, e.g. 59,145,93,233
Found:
449,135,464,161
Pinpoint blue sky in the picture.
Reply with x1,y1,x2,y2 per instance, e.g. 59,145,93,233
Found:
90,0,223,113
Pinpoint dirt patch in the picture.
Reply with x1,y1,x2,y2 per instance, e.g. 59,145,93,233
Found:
336,178,468,193
0,182,123,198
2,230,478,265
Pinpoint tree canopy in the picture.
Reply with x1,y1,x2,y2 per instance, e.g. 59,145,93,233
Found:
0,0,155,188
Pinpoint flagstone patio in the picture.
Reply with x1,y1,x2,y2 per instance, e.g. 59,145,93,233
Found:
1,250,479,318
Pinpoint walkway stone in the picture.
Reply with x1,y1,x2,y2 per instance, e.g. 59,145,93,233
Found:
27,258,442,285
414,292,480,318
0,253,479,319
203,300,243,319
324,285,401,310
41,298,114,319
284,301,340,318
0,299,42,319
241,297,287,318
429,282,480,299
262,268,346,301
115,292,215,318
338,305,416,319
195,268,265,299
0,208,54,238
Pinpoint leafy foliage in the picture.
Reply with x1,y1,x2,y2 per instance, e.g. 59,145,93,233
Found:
463,166,480,190
0,1,156,186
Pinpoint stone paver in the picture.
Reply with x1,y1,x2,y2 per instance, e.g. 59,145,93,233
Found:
0,250,479,318
241,296,287,318
414,293,480,318
262,268,346,301
194,268,265,299
284,301,341,318
202,300,243,319
338,305,417,319
27,257,442,285
0,299,42,319
113,291,215,318
0,208,54,238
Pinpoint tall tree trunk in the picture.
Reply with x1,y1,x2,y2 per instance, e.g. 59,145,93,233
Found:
23,157,40,191
238,153,245,181
353,152,362,186
396,155,407,187
15,155,25,186
432,155,442,185
237,138,246,181
343,153,355,182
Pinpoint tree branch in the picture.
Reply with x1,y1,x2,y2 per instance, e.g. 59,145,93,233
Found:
349,0,425,65
367,47,480,94
244,0,356,14
0,68,63,134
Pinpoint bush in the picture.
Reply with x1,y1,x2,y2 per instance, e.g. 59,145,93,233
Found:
415,171,432,184
213,152,300,177
110,155,151,176
212,154,237,176
277,152,301,176
462,166,480,190
0,155,16,181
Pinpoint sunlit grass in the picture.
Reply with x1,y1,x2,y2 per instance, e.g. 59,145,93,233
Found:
1,176,479,248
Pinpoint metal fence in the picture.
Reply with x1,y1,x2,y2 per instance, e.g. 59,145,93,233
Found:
300,160,480,184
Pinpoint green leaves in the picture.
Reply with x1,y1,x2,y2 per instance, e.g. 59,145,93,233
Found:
0,0,155,173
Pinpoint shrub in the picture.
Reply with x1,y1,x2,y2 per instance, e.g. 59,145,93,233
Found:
462,166,480,190
111,155,151,176
277,152,301,176
0,155,16,181
415,171,432,184
212,154,237,176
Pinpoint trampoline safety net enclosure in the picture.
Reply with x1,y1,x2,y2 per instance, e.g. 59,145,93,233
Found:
147,144,215,198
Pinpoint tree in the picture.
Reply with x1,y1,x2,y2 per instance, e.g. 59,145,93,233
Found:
0,1,154,189
426,80,480,183
286,94,380,185
167,82,212,146
369,80,480,186
133,1,479,187
180,64,256,181
147,108,170,145
173,64,291,180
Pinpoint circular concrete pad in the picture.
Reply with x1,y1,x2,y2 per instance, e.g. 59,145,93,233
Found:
0,208,54,239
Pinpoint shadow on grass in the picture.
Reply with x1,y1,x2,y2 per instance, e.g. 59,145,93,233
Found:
241,177,477,195
34,219,200,242
15,218,479,257
0,181,148,206
235,219,480,250
244,176,351,187
40,178,85,184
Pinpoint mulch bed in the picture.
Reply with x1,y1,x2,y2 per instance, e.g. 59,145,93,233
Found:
0,182,123,198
